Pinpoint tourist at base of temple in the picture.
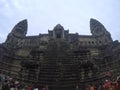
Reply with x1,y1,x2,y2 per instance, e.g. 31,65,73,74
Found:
88,84,95,90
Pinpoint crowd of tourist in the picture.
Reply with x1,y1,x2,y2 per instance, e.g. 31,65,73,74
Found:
0,72,120,90
0,72,43,90
86,73,120,90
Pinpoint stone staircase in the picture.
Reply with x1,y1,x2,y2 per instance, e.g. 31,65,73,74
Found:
1,40,120,90
37,49,78,90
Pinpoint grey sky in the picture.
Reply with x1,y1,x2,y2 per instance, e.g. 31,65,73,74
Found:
0,0,120,43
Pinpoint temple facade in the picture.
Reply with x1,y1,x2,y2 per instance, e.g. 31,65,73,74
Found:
0,18,120,90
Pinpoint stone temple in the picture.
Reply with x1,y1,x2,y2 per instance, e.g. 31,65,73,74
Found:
0,18,120,90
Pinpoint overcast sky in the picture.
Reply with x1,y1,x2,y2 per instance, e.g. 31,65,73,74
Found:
0,0,120,43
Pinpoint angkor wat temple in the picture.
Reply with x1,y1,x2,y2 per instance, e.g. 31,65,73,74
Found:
0,18,120,90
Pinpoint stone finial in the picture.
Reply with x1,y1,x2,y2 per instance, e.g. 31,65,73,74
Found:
90,18,108,36
90,18,106,32
11,19,28,36
54,24,64,30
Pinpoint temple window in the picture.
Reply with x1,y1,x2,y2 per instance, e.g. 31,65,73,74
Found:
56,33,61,38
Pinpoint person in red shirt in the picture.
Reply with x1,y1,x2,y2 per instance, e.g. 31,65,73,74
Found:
88,84,94,90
